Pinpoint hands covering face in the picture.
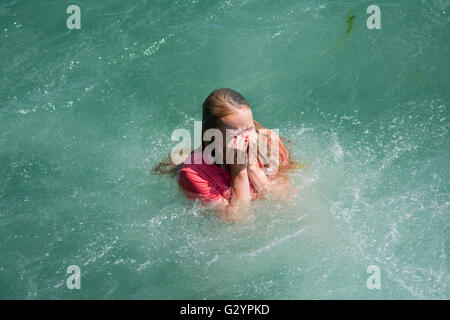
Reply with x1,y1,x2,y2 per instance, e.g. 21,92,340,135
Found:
225,128,258,166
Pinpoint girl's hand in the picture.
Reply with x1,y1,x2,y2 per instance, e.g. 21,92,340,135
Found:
246,128,259,167
226,133,249,176
245,128,272,195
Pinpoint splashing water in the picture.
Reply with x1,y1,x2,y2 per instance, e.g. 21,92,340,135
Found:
0,0,449,299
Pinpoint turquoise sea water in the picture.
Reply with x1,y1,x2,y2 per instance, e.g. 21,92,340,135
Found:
1,0,449,299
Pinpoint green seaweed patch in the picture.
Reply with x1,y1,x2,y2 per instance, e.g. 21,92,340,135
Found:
413,69,438,92
334,9,356,50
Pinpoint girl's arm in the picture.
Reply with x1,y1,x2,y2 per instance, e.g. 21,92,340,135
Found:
213,135,252,222
214,167,251,223
247,164,291,199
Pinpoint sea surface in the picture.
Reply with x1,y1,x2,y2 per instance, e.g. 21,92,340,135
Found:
0,0,449,299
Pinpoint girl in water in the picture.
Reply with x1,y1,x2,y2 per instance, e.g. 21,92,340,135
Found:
155,88,295,222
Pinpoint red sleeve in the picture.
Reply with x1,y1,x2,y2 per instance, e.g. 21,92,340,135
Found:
178,166,223,203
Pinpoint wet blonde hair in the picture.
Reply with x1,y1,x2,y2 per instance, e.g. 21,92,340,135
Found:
154,88,294,175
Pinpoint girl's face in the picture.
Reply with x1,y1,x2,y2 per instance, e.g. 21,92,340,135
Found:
215,107,256,164
219,107,255,138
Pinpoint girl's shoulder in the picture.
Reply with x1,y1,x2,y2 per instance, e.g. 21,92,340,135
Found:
178,151,227,202
179,150,224,179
